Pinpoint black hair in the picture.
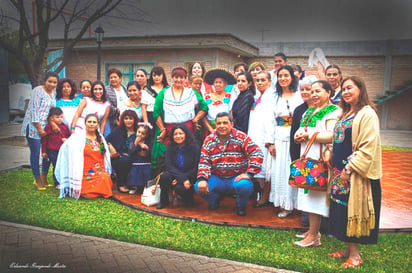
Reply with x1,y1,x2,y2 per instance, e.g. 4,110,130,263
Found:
119,110,139,132
48,107,63,119
56,78,77,99
169,123,196,147
148,66,169,87
189,62,205,78
275,65,298,97
274,52,287,61
44,71,59,82
233,62,247,73
236,71,256,95
127,81,142,91
313,80,335,98
91,80,108,102
80,79,92,89
291,64,305,80
84,114,106,154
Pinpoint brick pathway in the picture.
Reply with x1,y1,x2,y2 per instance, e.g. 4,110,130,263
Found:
0,221,296,273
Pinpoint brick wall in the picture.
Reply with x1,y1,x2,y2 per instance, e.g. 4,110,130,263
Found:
61,46,411,130
251,56,386,100
384,90,412,130
391,56,412,90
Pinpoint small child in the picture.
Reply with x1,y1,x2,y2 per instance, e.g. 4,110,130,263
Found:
41,107,71,188
127,123,152,194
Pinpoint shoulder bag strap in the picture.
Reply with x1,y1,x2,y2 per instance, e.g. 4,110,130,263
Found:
301,131,319,159
151,172,163,194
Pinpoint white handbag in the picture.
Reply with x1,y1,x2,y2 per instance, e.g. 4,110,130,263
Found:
141,173,161,207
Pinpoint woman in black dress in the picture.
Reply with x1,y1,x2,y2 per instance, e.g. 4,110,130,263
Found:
327,76,382,268
231,71,255,133
157,123,200,209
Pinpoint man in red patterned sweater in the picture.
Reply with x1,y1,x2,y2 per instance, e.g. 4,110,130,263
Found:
194,112,263,216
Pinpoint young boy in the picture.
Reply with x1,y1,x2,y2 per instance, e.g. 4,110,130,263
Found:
41,107,71,188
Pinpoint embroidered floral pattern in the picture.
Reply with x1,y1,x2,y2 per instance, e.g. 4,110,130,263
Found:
86,138,104,153
334,116,354,143
289,158,328,189
300,104,339,128
205,93,231,106
331,167,350,196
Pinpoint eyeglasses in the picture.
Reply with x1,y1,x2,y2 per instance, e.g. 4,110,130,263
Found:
326,73,339,77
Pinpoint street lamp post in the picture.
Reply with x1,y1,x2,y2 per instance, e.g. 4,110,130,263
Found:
94,25,104,81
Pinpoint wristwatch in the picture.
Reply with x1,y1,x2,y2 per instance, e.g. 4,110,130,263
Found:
344,166,352,175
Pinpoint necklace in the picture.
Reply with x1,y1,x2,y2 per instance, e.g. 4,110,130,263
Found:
171,86,183,102
302,103,334,132
285,98,292,117
303,108,317,132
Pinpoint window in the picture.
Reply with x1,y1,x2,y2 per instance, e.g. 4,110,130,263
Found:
105,62,155,86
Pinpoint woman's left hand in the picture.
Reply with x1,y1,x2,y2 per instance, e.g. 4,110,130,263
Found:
157,129,166,142
183,180,191,190
340,169,350,188
324,149,332,169
38,129,47,137
192,119,201,131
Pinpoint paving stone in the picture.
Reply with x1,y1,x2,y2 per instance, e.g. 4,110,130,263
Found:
0,221,296,273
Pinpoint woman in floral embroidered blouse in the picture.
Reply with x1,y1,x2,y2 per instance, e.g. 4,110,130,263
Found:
21,71,59,189
56,114,113,199
202,69,236,135
326,76,381,268
294,80,340,247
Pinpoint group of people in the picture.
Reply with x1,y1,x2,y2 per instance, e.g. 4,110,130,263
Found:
22,54,381,268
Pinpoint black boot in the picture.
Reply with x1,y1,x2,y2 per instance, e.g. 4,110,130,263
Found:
236,207,247,216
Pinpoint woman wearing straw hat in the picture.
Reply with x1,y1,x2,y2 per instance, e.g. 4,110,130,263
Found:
202,69,237,135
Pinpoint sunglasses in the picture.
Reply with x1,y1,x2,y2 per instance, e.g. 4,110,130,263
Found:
326,73,339,77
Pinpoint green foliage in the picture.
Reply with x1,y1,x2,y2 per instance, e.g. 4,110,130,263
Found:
0,170,411,273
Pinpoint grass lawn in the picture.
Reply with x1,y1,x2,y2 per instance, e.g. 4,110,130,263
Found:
381,146,412,152
0,170,411,273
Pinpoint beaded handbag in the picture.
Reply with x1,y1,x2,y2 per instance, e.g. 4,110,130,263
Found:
289,132,328,191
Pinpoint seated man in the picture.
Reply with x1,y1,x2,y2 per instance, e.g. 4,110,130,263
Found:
194,112,263,216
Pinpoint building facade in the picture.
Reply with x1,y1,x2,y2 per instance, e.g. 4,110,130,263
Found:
49,34,412,130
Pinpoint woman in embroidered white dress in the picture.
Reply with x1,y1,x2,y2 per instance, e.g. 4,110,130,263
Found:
151,66,208,175
249,71,276,207
293,80,340,247
265,65,303,218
